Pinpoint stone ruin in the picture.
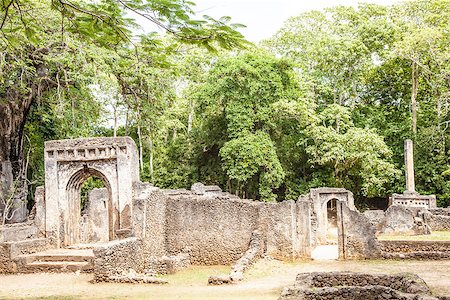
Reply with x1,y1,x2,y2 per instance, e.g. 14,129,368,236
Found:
278,272,445,300
389,140,436,209
0,136,449,289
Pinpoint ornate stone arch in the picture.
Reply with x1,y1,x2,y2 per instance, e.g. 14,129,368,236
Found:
44,137,139,247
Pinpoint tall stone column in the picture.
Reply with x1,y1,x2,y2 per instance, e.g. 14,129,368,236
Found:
404,139,415,194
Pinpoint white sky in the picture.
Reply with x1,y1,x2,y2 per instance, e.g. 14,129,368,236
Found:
189,0,403,42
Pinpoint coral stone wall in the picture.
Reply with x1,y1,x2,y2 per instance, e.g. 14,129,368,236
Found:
339,204,380,259
279,272,436,300
132,182,166,258
93,237,144,282
164,194,260,265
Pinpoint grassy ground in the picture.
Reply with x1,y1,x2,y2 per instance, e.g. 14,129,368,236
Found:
1,259,449,300
377,230,450,241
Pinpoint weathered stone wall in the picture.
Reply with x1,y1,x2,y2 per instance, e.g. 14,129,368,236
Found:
79,188,109,243
133,185,362,265
93,237,144,282
363,209,385,226
365,206,450,233
164,192,260,265
132,182,166,258
263,201,299,260
339,204,380,259
0,243,12,273
33,186,46,236
0,224,38,242
380,240,450,260
423,210,450,231
146,253,190,275
279,272,436,300
376,206,430,235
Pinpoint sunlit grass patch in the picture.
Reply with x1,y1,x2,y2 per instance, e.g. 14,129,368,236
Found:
160,265,230,285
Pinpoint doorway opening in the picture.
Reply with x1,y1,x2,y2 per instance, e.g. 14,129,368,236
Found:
66,168,113,246
312,198,339,260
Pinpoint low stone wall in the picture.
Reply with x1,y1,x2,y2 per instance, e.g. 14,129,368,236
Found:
380,240,450,253
208,230,264,285
93,237,144,282
145,253,190,275
364,206,450,234
0,234,50,274
380,240,450,260
279,272,437,300
424,212,450,231
376,206,430,235
0,223,39,242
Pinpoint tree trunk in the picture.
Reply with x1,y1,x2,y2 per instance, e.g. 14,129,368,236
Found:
0,94,34,223
187,98,194,134
411,61,418,136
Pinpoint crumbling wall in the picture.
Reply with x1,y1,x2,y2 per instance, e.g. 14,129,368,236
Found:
79,188,109,244
263,201,299,260
93,237,144,282
380,240,450,260
363,209,385,227
376,206,430,235
208,229,265,285
339,204,380,259
164,192,260,265
279,272,436,300
423,209,450,231
132,182,166,258
33,186,46,236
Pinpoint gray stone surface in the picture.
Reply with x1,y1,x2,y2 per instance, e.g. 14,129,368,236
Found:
208,230,264,285
164,194,259,265
279,272,437,300
338,204,380,259
93,237,144,282
146,253,190,275
33,186,46,236
79,188,109,243
377,206,430,235
44,137,139,247
363,210,385,226
380,240,450,260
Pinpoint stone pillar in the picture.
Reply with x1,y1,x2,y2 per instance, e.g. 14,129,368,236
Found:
404,139,415,193
296,198,311,258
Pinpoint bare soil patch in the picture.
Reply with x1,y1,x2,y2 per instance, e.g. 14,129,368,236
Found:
1,259,449,300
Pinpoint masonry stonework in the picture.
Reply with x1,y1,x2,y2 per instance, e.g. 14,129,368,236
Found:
5,136,441,280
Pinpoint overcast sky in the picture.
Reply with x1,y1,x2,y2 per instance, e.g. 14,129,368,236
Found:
186,0,403,42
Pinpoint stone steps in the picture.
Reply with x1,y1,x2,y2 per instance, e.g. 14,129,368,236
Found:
21,261,93,273
16,248,94,273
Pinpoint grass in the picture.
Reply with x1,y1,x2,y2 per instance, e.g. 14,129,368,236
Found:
161,265,230,284
377,230,450,241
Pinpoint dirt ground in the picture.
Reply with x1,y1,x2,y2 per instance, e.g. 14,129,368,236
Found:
1,259,449,300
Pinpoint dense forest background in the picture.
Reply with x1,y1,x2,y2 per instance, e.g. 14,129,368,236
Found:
1,0,449,213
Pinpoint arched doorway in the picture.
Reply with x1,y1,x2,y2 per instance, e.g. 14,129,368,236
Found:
312,198,339,260
65,167,114,246
326,199,338,244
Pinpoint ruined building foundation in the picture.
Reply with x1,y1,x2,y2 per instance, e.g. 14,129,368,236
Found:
2,136,445,281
